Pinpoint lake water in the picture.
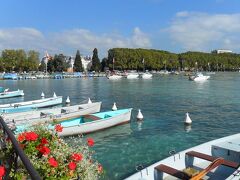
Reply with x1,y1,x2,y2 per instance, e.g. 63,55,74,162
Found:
1,72,240,179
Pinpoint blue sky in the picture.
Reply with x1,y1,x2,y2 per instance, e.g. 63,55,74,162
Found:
0,0,240,57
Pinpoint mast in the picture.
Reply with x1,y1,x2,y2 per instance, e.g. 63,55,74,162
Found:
113,58,115,71
142,58,145,72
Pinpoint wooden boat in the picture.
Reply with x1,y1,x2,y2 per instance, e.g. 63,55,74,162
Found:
4,102,102,125
125,133,240,180
0,89,24,99
54,108,132,136
0,96,63,113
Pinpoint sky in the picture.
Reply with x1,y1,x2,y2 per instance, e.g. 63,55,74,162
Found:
1,0,240,58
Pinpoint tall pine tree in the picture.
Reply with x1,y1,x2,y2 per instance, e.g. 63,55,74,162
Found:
91,48,101,72
74,50,84,72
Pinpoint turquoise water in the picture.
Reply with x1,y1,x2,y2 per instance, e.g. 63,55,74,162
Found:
1,72,240,179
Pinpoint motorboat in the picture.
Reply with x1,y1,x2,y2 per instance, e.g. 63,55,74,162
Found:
126,73,139,79
141,72,153,79
107,74,122,80
189,73,210,81
3,102,102,125
0,96,63,113
125,133,240,180
16,108,132,137
0,89,24,99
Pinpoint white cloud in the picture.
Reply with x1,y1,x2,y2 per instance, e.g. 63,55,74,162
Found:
0,27,151,57
167,12,240,52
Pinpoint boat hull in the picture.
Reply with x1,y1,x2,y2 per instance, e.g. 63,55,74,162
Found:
0,90,24,99
58,108,132,136
0,96,63,113
107,75,122,80
5,102,102,125
141,73,153,79
127,74,139,79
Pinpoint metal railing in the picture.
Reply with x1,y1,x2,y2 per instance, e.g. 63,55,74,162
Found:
0,117,41,180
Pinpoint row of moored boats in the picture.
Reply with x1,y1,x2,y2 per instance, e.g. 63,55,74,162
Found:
108,72,153,80
0,87,132,137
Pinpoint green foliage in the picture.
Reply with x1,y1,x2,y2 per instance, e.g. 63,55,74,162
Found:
1,49,40,72
74,50,84,72
107,48,240,71
2,125,103,180
91,48,101,72
47,54,68,73
101,58,107,72
107,48,178,71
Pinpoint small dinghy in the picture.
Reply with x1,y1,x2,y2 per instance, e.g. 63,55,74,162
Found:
0,96,63,113
0,89,24,99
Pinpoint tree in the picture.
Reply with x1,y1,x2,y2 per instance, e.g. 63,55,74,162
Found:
101,58,107,72
52,54,68,72
74,50,84,72
91,48,101,72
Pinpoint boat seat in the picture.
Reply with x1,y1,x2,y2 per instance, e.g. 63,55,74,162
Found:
186,151,239,169
83,114,101,120
61,109,70,114
155,164,191,180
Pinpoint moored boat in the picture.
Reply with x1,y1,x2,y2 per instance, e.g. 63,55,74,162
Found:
0,96,63,113
189,72,210,81
54,108,132,136
141,72,153,79
107,74,122,80
126,73,139,79
125,133,240,180
4,102,102,125
0,89,24,99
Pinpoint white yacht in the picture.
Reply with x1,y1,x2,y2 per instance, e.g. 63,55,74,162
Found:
107,74,122,80
126,133,240,180
126,72,139,79
141,72,153,79
189,73,210,81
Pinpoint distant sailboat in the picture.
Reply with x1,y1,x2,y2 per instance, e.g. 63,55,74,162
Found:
107,58,122,80
141,58,152,79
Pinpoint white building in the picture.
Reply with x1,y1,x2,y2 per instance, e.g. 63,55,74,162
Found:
66,55,92,72
81,55,92,71
212,49,233,54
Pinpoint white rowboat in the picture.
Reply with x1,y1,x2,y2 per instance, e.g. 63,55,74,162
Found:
0,96,63,113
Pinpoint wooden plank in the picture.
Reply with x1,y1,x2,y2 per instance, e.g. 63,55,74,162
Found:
186,151,239,169
155,164,191,180
83,114,101,120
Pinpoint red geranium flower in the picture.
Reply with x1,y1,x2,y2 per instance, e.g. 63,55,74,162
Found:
17,133,25,142
38,146,51,155
0,165,5,177
48,157,58,167
41,138,48,144
87,138,94,147
71,153,83,162
98,164,103,173
68,161,77,170
55,124,63,132
25,132,38,141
